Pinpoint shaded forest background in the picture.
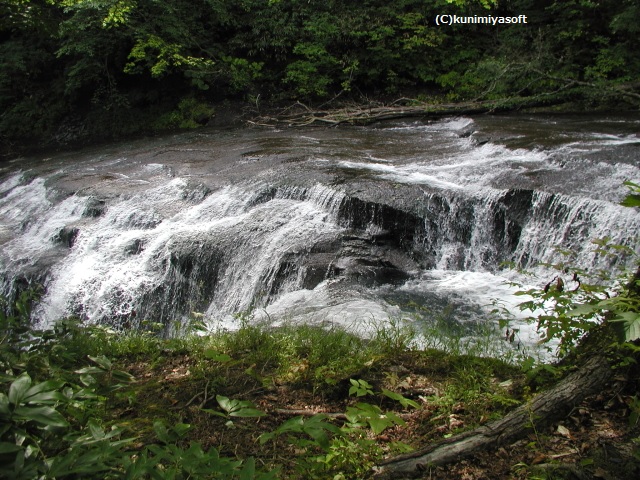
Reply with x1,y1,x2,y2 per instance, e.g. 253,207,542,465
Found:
1,0,639,153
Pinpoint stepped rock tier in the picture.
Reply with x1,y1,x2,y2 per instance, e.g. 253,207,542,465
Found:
1,115,639,348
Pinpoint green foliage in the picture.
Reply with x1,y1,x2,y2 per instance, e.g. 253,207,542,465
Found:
136,421,276,479
203,395,266,424
503,183,640,354
620,181,640,209
153,97,215,130
311,435,384,480
259,414,342,451
0,292,274,479
348,378,374,397
509,236,639,354
345,402,405,435
75,354,136,394
3,0,640,148
381,388,420,409
125,34,216,86
0,289,40,368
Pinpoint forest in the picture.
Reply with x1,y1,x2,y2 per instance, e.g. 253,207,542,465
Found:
1,0,639,154
2,1,640,479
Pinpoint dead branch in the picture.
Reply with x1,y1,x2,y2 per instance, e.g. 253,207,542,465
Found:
531,69,640,103
275,408,348,419
247,96,570,129
372,354,611,479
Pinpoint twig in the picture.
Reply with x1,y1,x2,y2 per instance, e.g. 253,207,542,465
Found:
275,408,347,419
198,379,211,408
171,379,211,409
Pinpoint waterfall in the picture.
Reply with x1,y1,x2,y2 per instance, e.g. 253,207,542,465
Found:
0,179,347,329
1,115,638,339
512,191,640,274
405,188,639,276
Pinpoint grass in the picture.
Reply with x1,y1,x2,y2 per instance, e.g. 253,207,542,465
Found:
4,307,637,479
1,303,525,477
26,317,526,476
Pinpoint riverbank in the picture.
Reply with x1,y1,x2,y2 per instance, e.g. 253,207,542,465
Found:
1,313,638,479
2,91,636,162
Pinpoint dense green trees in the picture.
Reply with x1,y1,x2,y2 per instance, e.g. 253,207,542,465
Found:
1,0,638,152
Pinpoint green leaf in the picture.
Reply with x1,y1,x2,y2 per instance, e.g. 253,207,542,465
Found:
13,406,69,427
346,403,405,434
8,374,32,405
0,442,22,454
153,421,171,444
215,395,235,413
111,370,135,383
23,382,66,405
75,367,104,375
305,427,330,450
381,389,420,409
215,395,265,418
348,378,373,397
611,311,640,342
238,458,256,480
204,349,232,363
566,304,599,317
229,408,265,418
367,417,391,435
172,423,192,437
88,355,112,370
202,408,227,418
0,393,10,415
258,431,275,444
621,194,640,208
88,420,106,441
79,374,98,387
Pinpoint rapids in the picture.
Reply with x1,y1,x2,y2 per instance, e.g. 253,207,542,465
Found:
1,114,639,353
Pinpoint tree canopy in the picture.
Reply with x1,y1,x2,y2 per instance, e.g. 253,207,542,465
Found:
1,0,638,151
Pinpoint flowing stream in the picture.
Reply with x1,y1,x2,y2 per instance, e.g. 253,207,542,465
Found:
1,114,639,353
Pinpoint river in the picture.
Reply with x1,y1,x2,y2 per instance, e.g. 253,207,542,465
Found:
1,113,639,355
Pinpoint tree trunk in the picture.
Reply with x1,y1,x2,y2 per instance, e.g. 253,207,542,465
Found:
372,355,611,479
248,96,568,128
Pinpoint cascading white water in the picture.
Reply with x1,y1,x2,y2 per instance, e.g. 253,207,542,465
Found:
1,114,638,351
513,191,640,273
408,187,639,275
9,180,347,329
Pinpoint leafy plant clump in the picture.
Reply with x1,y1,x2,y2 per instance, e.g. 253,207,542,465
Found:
499,182,640,358
1,289,535,479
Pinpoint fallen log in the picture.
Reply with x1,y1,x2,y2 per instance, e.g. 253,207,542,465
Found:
372,354,611,479
248,96,569,128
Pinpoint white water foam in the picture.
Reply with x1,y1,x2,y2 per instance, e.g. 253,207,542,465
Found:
338,141,550,192
31,181,347,327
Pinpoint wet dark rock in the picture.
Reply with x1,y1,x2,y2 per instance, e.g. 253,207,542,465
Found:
83,197,106,217
297,232,418,289
136,236,224,328
124,238,145,255
247,186,277,207
301,253,340,289
51,226,79,248
457,124,476,138
339,196,423,253
181,182,212,203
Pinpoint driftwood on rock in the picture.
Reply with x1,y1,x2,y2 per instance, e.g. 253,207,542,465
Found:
247,96,567,128
372,354,611,479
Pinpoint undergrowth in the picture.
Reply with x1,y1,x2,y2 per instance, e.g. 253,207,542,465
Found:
0,293,528,479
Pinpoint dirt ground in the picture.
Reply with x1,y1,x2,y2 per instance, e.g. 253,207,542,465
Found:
121,350,639,479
